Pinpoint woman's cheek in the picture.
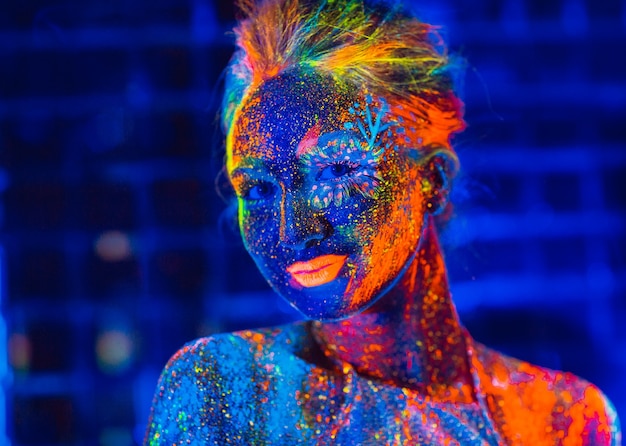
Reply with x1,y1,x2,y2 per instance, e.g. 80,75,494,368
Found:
325,190,379,225
238,204,277,255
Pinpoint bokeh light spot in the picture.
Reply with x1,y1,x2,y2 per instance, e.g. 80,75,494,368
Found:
96,330,134,374
9,333,31,372
95,231,132,262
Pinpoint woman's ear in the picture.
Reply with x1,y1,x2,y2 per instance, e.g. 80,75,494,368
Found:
421,152,454,215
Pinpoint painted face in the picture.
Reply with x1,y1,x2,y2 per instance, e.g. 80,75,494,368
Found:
227,70,430,320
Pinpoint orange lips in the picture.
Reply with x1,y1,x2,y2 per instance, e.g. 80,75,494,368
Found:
286,254,347,288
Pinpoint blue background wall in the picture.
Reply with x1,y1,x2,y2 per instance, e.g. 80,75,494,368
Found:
1,0,625,444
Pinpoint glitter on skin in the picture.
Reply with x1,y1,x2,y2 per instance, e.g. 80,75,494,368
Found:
226,71,434,320
145,0,621,444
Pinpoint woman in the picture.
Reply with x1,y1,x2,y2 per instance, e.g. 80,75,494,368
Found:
145,0,621,444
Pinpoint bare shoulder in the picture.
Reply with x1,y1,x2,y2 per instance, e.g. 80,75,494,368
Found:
159,320,311,376
472,341,621,445
145,321,313,445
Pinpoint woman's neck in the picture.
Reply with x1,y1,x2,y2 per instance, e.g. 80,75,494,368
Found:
313,223,475,402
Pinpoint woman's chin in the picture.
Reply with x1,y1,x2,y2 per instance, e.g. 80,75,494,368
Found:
277,276,367,321
292,303,363,322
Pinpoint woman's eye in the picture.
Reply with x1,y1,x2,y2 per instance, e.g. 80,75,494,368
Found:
318,163,354,180
246,181,275,200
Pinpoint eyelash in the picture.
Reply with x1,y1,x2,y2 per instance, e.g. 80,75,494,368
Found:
236,179,276,203
309,161,381,209
316,160,359,181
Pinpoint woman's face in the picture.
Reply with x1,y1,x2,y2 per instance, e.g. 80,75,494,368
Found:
227,71,431,320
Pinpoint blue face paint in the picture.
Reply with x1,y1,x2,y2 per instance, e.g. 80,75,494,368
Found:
227,70,430,320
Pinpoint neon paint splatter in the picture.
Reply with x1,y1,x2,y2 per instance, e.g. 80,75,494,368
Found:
299,126,384,209
145,0,622,444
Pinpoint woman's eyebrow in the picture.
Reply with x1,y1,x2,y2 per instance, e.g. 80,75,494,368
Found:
229,158,265,175
297,133,367,162
295,142,319,160
295,122,321,158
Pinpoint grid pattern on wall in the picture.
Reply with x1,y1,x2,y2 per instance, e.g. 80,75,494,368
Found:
1,0,625,444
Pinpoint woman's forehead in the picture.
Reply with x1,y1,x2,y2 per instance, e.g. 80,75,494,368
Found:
229,70,361,163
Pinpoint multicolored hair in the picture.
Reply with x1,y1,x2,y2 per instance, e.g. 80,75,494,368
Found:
222,0,465,170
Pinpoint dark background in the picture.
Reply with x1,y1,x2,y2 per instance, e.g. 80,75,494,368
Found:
1,0,625,444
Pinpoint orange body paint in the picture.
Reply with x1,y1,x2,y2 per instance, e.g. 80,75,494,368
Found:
146,1,622,444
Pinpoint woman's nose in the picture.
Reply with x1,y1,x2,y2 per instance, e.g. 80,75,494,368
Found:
278,194,329,250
